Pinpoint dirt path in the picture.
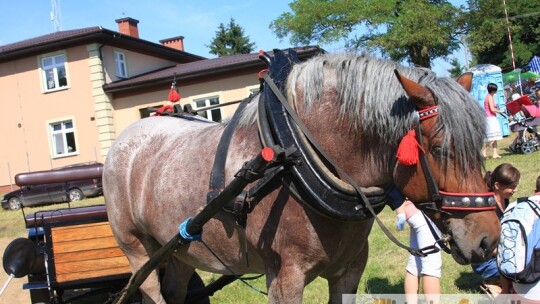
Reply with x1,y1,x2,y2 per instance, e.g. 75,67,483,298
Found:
0,237,32,304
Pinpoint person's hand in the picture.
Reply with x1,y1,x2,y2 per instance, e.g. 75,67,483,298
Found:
396,213,406,231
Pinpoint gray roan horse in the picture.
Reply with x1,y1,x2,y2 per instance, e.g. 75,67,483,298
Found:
104,51,500,303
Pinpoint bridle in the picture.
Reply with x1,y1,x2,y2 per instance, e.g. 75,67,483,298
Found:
404,106,496,254
411,106,496,215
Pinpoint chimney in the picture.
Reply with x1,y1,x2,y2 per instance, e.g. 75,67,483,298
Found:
115,17,139,38
160,36,185,52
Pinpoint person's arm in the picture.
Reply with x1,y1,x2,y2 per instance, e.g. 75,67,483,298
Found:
395,205,406,231
488,95,504,114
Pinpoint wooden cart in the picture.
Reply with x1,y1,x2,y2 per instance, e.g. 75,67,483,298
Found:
22,204,133,303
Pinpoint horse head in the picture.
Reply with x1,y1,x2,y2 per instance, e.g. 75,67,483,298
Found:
393,71,500,265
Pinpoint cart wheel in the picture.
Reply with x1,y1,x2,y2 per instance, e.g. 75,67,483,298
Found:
521,141,536,154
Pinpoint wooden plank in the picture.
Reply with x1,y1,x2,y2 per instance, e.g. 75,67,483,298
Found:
51,222,114,242
49,220,133,283
52,221,107,231
52,236,120,253
56,266,132,283
55,256,130,274
54,247,126,264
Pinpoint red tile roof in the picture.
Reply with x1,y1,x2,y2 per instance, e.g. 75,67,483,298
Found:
103,46,323,93
0,26,205,63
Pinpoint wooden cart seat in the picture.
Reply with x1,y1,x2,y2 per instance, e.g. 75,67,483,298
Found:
49,221,131,283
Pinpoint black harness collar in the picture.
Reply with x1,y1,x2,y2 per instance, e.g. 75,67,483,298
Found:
258,49,391,221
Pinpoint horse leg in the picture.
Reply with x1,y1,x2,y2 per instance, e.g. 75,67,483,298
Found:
266,265,312,304
118,234,166,304
327,242,369,304
161,255,195,303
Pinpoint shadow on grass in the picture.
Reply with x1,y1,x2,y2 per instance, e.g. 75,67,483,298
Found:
455,271,483,293
365,277,404,294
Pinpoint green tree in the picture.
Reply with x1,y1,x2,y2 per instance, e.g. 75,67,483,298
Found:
448,58,464,77
465,0,540,69
270,0,464,68
207,18,256,57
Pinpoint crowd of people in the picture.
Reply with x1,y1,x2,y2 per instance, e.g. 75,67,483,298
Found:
506,80,540,103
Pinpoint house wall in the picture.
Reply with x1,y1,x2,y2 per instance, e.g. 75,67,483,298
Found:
0,45,102,191
99,45,176,83
0,43,181,192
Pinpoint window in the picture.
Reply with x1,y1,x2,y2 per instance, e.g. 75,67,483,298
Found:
50,120,77,157
114,51,128,78
193,96,222,122
139,105,163,118
41,54,68,91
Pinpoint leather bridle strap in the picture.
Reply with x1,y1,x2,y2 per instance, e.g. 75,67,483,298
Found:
414,114,441,203
422,211,452,254
262,73,435,257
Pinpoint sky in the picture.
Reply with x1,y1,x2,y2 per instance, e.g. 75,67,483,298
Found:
0,0,468,76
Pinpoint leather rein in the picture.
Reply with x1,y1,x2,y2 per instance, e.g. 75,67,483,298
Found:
261,71,496,257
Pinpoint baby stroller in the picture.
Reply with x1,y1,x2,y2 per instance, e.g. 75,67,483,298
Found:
506,95,540,154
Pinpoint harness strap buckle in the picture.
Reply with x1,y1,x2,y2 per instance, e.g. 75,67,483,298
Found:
410,244,440,257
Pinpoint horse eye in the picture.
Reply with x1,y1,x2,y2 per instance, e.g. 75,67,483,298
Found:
431,146,444,158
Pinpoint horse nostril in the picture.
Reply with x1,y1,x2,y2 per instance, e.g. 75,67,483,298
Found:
479,237,493,260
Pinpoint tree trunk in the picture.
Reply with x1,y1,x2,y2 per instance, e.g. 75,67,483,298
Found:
409,45,431,69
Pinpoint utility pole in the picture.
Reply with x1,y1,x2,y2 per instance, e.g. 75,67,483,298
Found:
502,0,515,70
50,0,63,32
502,0,524,94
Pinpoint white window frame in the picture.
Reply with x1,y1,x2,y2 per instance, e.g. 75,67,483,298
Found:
114,51,128,78
192,95,222,122
47,118,78,158
40,52,69,92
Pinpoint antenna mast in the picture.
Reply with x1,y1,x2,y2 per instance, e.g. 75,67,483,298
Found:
50,0,63,31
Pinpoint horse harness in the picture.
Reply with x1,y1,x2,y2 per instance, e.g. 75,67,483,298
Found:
205,49,496,257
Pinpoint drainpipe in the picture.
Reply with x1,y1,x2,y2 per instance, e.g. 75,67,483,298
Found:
98,43,106,82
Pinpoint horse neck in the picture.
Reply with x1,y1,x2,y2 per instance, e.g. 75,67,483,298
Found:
295,94,395,187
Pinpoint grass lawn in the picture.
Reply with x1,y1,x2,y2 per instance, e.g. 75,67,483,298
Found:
1,135,538,303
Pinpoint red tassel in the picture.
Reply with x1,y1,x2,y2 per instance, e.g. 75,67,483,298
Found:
154,105,174,116
168,87,181,103
396,130,424,166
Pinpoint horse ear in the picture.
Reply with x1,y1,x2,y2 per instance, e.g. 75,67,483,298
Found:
394,70,436,108
456,72,473,92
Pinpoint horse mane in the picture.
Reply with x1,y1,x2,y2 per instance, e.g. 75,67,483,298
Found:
239,53,486,173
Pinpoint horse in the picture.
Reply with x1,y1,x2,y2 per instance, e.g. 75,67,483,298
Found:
103,52,501,303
